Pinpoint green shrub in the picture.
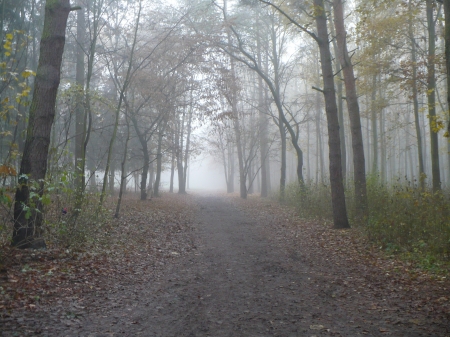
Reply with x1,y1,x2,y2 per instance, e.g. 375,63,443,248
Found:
0,173,109,249
365,175,450,261
283,176,450,266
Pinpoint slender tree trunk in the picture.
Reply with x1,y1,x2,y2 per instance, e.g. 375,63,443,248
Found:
154,121,167,197
227,138,235,193
314,0,349,229
169,133,175,193
409,0,425,189
115,115,130,218
100,0,142,206
257,21,269,197
426,0,441,191
176,110,186,194
278,119,286,200
74,2,85,192
315,89,325,184
12,0,72,248
141,142,149,199
444,0,450,137
371,73,378,174
182,106,193,192
380,107,387,182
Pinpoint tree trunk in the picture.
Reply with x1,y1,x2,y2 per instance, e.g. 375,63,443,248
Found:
371,73,378,174
169,132,175,193
329,3,346,183
444,0,450,137
409,0,425,189
114,115,130,218
316,93,325,184
176,111,186,194
257,19,269,197
140,142,149,200
130,113,150,200
314,0,349,229
333,0,367,213
12,0,72,248
278,118,286,200
227,138,235,193
74,2,85,193
182,106,193,192
99,0,142,206
426,0,441,191
154,121,167,197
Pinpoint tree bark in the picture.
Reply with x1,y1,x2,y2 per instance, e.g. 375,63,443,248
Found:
154,120,167,197
444,0,450,137
333,0,367,213
12,0,72,248
74,2,85,192
409,0,425,189
426,0,441,191
314,0,349,229
114,114,130,218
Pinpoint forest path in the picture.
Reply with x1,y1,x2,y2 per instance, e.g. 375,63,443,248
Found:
2,194,448,336
75,194,447,336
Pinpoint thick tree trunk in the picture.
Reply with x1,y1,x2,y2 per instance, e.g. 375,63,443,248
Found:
314,0,349,229
12,0,72,248
333,0,367,213
328,3,346,183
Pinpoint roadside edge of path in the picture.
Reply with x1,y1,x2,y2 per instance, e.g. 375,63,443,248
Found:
230,195,450,329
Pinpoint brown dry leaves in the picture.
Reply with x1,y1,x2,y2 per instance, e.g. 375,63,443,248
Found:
0,193,197,334
235,195,450,328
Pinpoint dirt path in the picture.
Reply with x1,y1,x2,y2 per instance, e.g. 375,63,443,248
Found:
73,195,448,336
2,194,449,336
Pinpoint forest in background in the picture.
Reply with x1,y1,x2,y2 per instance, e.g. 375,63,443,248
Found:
0,0,449,270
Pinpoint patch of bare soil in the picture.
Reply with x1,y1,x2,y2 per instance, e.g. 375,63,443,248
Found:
1,193,449,336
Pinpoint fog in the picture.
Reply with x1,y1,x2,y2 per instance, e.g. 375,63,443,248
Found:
161,155,227,193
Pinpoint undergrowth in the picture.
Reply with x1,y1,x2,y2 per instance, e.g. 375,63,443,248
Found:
282,176,450,273
0,179,110,251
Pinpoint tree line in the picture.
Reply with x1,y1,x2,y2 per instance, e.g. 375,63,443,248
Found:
0,0,449,248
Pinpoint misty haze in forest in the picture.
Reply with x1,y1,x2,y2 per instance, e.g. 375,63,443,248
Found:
1,0,450,246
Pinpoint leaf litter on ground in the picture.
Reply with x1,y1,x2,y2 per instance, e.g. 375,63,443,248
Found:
233,195,449,332
0,193,197,336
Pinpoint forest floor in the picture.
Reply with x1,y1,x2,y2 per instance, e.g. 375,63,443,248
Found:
0,192,449,336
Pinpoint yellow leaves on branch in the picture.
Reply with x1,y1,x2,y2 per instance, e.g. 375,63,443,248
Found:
21,69,35,78
3,32,14,57
428,115,445,134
